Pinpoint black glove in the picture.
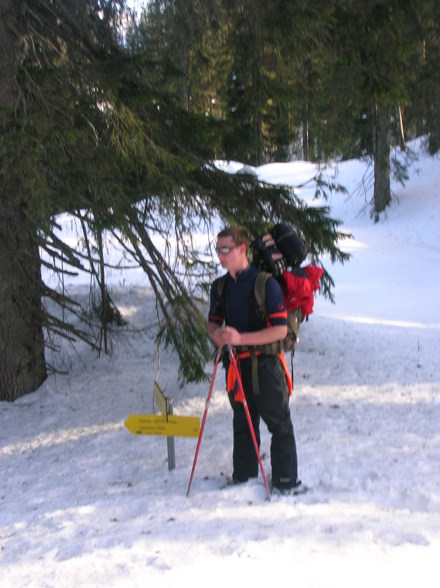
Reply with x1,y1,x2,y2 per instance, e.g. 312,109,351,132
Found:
251,234,286,280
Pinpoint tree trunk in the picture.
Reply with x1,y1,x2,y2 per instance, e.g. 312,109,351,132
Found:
251,0,264,166
0,194,47,401
302,103,309,161
373,102,391,218
0,0,47,401
0,0,24,110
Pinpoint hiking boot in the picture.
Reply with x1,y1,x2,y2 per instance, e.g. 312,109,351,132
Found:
272,480,307,496
223,473,259,487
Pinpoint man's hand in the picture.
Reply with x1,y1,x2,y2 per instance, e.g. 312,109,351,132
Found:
210,325,242,347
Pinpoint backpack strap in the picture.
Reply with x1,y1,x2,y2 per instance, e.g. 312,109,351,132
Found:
251,271,283,356
254,271,271,319
217,273,228,298
216,273,228,323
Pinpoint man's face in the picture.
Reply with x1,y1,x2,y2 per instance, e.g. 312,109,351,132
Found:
216,236,246,271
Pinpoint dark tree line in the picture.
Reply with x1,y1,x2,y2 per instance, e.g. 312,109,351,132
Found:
128,0,439,216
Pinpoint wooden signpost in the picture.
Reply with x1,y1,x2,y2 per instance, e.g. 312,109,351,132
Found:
125,382,200,470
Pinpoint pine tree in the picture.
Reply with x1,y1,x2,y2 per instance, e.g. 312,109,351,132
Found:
321,0,429,217
0,0,127,400
406,0,440,154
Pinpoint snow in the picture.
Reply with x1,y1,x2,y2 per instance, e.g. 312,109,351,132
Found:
1,140,440,587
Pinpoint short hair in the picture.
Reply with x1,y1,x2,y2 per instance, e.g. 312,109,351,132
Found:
217,226,249,254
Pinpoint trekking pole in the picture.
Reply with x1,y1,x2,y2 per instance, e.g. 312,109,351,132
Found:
187,348,222,497
228,346,271,500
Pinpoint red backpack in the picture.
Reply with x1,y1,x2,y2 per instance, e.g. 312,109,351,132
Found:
251,223,324,352
253,265,323,353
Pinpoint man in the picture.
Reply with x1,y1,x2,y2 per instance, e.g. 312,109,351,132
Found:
208,226,300,493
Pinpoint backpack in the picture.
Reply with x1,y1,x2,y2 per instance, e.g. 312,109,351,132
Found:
250,223,323,354
251,222,308,279
253,271,304,354
216,223,323,356
252,264,322,354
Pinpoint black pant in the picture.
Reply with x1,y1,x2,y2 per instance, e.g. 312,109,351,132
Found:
227,354,298,489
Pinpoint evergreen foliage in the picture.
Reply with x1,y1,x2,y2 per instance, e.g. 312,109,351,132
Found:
0,0,349,400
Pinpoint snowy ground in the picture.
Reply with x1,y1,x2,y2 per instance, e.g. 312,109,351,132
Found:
1,141,440,587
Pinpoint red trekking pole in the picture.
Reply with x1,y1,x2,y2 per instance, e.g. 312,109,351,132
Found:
187,348,222,497
228,347,271,500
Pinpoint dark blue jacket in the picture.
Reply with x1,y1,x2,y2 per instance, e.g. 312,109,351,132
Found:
208,265,287,332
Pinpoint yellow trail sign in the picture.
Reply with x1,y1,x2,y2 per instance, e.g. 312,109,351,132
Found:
125,414,200,438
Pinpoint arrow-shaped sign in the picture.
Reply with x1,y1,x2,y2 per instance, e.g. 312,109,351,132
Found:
125,414,200,438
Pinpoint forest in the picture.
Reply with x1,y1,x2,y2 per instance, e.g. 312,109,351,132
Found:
0,0,438,401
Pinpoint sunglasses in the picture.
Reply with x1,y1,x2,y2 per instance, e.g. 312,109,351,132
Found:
215,245,238,255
